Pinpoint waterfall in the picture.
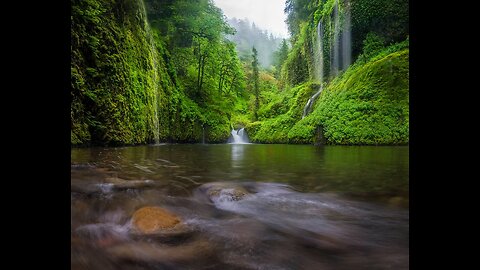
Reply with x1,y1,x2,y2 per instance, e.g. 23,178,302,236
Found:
331,0,340,78
151,42,160,145
139,0,160,144
330,0,352,77
302,85,323,119
302,21,324,119
144,15,160,144
341,1,352,70
202,126,205,144
303,0,351,119
227,128,250,144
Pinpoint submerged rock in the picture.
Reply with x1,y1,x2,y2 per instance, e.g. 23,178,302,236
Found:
104,177,155,190
201,182,249,202
71,178,155,195
106,238,215,264
132,206,181,233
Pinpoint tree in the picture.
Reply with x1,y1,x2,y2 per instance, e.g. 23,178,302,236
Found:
252,46,260,120
273,39,289,77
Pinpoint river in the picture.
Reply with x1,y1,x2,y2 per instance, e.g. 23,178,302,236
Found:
71,144,409,269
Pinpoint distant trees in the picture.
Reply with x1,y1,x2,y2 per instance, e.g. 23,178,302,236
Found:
252,46,260,120
284,0,320,38
273,39,289,77
227,18,283,69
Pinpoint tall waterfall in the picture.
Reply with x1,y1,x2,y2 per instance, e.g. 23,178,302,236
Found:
331,0,340,78
151,41,160,145
228,128,250,144
140,0,160,144
303,0,351,119
341,1,352,70
302,21,324,119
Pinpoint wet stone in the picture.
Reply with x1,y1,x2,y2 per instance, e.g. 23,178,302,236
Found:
131,206,181,233
201,182,249,202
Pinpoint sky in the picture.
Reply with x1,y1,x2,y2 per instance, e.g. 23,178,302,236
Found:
213,0,289,38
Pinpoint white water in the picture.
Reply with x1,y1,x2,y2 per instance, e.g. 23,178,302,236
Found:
342,1,352,70
302,85,323,119
331,0,340,77
302,21,324,119
140,0,160,144
228,128,250,144
303,0,351,119
149,32,160,144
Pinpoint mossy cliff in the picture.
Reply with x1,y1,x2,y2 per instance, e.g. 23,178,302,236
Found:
244,0,409,145
247,45,409,145
288,48,409,145
71,0,169,145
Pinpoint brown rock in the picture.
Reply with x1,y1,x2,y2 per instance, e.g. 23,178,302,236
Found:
132,206,181,234
203,183,248,202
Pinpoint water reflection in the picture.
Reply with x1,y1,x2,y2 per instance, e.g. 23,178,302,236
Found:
72,144,408,269
230,144,245,168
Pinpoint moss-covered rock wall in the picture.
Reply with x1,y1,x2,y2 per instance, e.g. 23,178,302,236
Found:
71,0,173,146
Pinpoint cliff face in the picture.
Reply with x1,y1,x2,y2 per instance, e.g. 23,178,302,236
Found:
71,0,173,146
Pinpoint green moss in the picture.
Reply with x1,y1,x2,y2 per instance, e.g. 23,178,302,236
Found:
71,0,173,146
246,82,320,143
289,47,409,145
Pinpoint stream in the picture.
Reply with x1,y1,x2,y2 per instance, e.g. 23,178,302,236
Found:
71,144,408,269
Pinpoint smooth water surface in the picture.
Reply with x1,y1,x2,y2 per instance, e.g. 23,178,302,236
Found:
71,144,408,269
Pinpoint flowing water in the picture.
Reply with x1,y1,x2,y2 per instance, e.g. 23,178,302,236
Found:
227,128,250,144
71,144,408,269
341,1,352,71
302,22,324,119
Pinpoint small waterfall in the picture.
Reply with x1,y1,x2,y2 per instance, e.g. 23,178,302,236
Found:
302,85,323,119
151,45,160,145
202,126,205,144
227,128,250,144
146,19,160,144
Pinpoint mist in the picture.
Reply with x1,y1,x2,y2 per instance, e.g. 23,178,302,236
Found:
228,18,284,69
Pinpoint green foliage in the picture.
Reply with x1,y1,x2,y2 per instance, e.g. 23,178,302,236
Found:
281,23,312,88
272,39,290,77
246,82,320,143
71,0,171,146
72,0,408,147
350,0,409,57
228,18,283,68
356,32,385,62
289,47,409,145
72,0,249,145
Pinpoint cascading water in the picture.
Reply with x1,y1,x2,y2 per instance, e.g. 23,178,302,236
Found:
341,1,352,70
302,21,324,119
228,128,250,144
148,34,160,144
331,0,340,77
302,0,351,119
141,0,160,144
